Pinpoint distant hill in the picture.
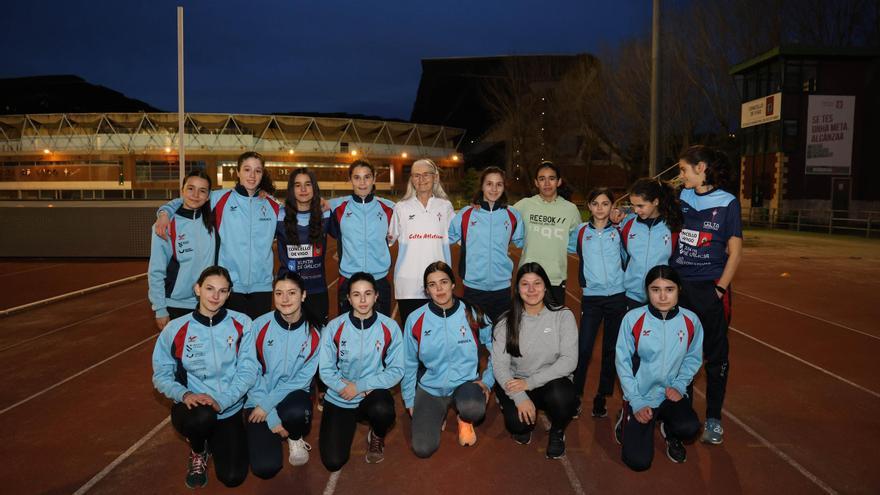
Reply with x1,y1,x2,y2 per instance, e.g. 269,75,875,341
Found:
0,75,161,115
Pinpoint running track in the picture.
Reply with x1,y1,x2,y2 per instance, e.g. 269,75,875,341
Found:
0,229,877,494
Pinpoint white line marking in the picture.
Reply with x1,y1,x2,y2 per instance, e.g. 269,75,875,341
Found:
734,290,879,341
0,332,159,415
538,415,586,495
327,279,338,289
0,273,147,317
73,417,171,494
0,263,63,278
0,299,145,353
323,470,342,495
692,387,837,495
731,325,880,399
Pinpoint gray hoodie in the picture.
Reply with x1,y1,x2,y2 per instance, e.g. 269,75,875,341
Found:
492,306,578,405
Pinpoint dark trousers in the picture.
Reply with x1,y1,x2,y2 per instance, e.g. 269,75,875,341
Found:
337,276,392,317
626,297,645,311
495,377,578,433
463,286,511,323
167,307,192,320
574,293,627,397
303,291,330,326
245,390,313,479
170,404,248,488
680,280,731,420
620,399,700,471
410,383,487,458
226,291,272,320
397,299,429,328
319,389,396,472
549,284,567,307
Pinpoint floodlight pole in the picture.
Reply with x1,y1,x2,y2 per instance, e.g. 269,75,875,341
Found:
177,6,185,185
649,0,660,177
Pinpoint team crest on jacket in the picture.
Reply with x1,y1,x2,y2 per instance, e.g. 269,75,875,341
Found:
504,220,510,229
261,204,267,216
227,335,234,347
460,326,466,338
375,339,383,352
678,329,685,343
376,211,384,220
663,233,670,245
436,212,442,222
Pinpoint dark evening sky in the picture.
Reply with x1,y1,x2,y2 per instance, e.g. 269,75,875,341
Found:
1,0,651,120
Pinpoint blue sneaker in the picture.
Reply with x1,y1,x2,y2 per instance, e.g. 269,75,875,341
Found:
701,419,724,445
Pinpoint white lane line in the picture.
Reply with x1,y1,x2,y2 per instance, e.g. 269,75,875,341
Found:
692,387,837,495
0,332,159,415
734,290,879,341
0,298,145,353
0,273,147,317
537,415,586,495
0,263,63,278
323,470,342,495
731,325,880,399
73,417,171,494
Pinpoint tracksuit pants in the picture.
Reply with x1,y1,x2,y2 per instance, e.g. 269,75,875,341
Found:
410,383,487,458
574,293,627,398
318,389,396,472
620,399,700,471
170,404,248,487
244,390,313,479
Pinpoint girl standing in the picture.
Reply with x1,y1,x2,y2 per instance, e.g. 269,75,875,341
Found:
448,166,524,323
151,266,259,489
156,152,279,319
327,160,395,316
245,272,322,478
148,169,217,329
276,168,331,324
567,187,627,418
492,262,578,459
672,145,742,445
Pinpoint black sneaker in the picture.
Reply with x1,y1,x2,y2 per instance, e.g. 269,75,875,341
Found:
546,429,566,459
512,431,532,445
592,394,607,418
660,422,686,463
185,449,209,489
613,409,624,445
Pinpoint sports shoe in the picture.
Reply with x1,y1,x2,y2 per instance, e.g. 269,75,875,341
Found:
613,409,624,445
457,417,477,446
546,428,566,459
512,431,532,445
185,449,209,489
592,394,608,418
701,418,724,445
660,422,686,463
287,438,311,466
365,429,385,464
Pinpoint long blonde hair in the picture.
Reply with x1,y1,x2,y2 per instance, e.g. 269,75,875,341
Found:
402,158,448,201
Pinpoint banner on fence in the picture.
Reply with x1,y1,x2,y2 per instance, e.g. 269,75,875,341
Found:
805,95,855,175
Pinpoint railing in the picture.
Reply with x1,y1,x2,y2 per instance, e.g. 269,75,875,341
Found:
743,207,880,238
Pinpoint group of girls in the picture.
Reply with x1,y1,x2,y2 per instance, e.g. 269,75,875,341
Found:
148,143,741,486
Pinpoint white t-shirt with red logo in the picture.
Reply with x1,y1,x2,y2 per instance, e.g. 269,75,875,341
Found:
388,196,455,299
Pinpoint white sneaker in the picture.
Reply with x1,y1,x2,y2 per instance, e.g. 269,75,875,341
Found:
287,438,311,466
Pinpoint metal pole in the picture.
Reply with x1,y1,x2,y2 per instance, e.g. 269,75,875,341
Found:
649,0,660,177
177,6,185,185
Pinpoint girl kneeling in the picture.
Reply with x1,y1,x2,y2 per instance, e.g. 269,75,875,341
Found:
318,272,404,470
151,266,259,489
614,265,703,470
492,262,579,459
402,261,494,457
245,272,322,478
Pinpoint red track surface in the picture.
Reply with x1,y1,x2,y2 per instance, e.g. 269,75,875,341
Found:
0,229,877,494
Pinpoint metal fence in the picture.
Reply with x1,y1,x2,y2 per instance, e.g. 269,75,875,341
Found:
743,207,880,238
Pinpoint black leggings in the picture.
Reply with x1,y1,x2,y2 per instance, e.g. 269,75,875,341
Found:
680,279,731,420
226,291,272,320
303,291,330,326
574,293,627,397
495,377,578,433
170,404,248,488
397,299,429,328
245,390,313,479
318,389,396,472
463,286,511,324
167,307,192,320
620,399,700,471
